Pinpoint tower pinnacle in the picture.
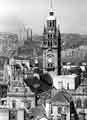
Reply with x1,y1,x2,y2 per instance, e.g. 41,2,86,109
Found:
49,0,54,16
50,0,53,9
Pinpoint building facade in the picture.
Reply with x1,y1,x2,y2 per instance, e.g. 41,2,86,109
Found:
0,56,36,120
70,80,87,120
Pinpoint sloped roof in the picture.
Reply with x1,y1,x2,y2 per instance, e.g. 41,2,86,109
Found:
50,88,72,105
29,105,47,119
24,73,53,94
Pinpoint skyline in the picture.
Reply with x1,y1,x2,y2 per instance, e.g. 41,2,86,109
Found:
0,0,87,35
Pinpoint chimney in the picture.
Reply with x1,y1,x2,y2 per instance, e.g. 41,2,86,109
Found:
57,24,61,75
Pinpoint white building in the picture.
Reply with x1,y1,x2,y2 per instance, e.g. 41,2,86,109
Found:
49,72,81,90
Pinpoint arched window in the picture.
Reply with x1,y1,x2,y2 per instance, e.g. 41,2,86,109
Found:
83,99,87,108
50,21,51,27
48,40,52,47
53,20,55,27
76,98,82,108
57,107,62,114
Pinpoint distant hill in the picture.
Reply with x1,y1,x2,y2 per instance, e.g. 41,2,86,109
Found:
61,33,87,49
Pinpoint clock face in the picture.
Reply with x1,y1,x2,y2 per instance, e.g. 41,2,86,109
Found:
48,56,53,63
47,52,55,64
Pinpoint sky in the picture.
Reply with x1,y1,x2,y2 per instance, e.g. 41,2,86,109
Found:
0,0,87,35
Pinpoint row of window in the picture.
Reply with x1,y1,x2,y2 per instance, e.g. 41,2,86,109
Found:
12,99,31,110
50,105,67,114
47,63,54,68
47,20,56,28
76,98,87,108
43,40,57,47
48,34,56,39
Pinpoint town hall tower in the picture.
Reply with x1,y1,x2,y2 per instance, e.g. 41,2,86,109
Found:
42,0,61,75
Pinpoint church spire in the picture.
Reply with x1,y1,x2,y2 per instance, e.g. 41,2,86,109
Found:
49,0,54,16
50,0,53,9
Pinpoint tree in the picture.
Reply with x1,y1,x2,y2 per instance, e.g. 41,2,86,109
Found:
24,68,53,106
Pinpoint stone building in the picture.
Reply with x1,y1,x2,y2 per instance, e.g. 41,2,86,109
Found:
42,88,77,120
0,56,35,120
69,79,87,120
49,72,81,90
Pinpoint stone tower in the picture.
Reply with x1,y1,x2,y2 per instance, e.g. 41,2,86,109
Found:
42,0,61,75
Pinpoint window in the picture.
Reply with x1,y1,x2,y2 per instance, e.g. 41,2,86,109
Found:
54,34,56,39
48,40,52,47
51,34,52,39
58,107,62,114
48,34,52,39
15,88,18,92
67,83,69,90
27,102,31,109
76,98,82,108
53,20,55,27
48,63,53,68
1,100,4,105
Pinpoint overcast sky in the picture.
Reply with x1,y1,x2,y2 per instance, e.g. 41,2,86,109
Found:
0,0,87,35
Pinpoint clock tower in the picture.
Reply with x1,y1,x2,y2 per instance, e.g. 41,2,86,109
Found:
42,0,61,75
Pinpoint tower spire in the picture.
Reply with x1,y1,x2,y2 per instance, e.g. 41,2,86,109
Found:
49,0,54,16
50,0,53,9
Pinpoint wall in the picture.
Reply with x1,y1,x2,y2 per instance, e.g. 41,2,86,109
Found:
0,108,9,120
17,109,24,120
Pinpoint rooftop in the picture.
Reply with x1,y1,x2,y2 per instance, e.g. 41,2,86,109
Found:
50,88,72,105
29,105,47,119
